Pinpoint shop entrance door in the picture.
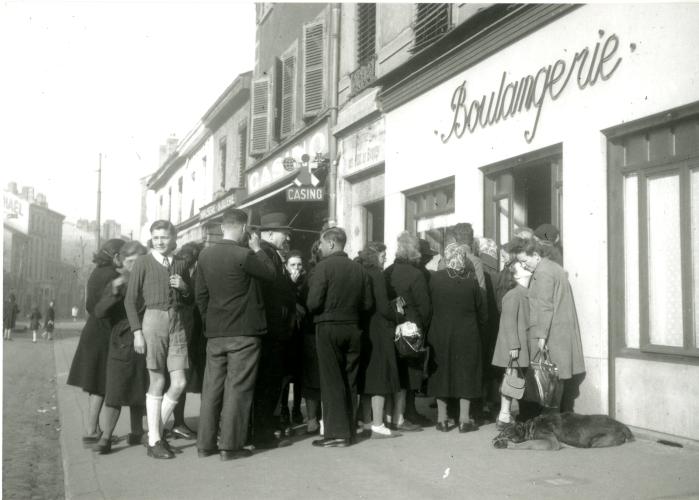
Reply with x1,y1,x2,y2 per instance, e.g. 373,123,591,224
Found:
482,144,562,268
365,199,384,243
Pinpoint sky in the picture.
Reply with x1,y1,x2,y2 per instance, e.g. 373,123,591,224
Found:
0,0,256,237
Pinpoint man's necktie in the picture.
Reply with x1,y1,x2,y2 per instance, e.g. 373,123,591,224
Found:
163,256,176,307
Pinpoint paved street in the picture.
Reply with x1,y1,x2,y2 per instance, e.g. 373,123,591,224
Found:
3,321,66,500
42,324,699,500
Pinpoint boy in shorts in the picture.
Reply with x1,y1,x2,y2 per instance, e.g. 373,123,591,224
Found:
125,220,192,459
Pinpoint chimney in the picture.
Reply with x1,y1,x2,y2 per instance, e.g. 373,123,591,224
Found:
20,186,35,202
7,182,18,194
35,193,48,207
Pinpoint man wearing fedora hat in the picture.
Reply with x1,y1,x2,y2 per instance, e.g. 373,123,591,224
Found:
251,212,297,449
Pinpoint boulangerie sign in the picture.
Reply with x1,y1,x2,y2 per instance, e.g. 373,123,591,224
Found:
439,30,629,145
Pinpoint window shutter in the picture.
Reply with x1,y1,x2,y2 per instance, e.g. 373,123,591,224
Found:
250,76,271,156
302,21,325,118
413,3,451,53
280,52,297,138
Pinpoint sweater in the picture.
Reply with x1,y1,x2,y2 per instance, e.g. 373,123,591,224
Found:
125,252,192,332
307,252,373,324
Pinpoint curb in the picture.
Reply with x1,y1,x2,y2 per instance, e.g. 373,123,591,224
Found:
629,425,699,451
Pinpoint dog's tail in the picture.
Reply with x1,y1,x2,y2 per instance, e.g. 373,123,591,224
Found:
622,424,635,442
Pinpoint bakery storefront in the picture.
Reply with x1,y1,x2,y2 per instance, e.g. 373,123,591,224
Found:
335,90,386,257
239,119,331,256
382,4,699,439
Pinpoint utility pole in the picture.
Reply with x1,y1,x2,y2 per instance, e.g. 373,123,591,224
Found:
97,153,102,249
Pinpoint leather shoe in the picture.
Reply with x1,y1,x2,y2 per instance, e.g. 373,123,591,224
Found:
171,425,197,440
147,440,175,459
93,438,112,454
220,449,253,461
393,420,423,432
82,432,102,447
197,448,220,458
162,438,183,454
495,419,514,431
435,421,450,432
312,438,349,448
458,420,479,433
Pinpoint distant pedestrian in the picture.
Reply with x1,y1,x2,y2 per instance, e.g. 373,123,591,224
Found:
307,227,373,448
195,208,275,460
43,300,55,341
125,220,193,459
71,305,79,322
29,306,42,343
67,238,126,446
3,293,20,340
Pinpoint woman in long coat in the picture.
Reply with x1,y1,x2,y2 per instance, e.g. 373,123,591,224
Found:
357,242,401,438
427,243,487,433
92,240,150,453
491,256,533,429
385,232,431,432
67,238,125,444
515,238,585,411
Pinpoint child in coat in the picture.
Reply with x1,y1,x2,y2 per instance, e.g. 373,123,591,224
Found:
29,307,42,343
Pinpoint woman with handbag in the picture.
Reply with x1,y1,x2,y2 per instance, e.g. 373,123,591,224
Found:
515,237,585,413
356,242,402,438
491,244,533,430
384,232,432,432
426,243,487,433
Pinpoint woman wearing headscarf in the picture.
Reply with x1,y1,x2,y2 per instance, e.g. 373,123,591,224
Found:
67,238,126,445
426,243,487,433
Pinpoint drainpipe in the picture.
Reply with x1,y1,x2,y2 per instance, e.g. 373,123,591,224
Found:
327,3,341,227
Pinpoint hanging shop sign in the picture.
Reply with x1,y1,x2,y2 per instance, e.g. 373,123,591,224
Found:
339,118,385,178
286,186,326,202
3,191,29,234
199,189,241,221
246,121,328,195
440,30,629,145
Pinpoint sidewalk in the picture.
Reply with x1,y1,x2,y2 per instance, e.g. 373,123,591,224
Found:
53,327,699,500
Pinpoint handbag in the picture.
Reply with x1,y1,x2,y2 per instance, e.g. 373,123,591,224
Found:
394,321,425,359
500,359,526,399
524,348,560,407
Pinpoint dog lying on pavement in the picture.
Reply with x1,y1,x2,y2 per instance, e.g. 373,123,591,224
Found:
493,412,634,450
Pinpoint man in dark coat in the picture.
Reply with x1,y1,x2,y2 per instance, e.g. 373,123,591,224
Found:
251,212,297,449
307,227,373,448
195,208,275,460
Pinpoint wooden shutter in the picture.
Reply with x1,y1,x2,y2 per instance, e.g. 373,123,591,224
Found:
302,21,325,118
250,76,272,156
280,50,297,138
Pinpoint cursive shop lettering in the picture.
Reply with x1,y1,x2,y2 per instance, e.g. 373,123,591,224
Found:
440,31,623,144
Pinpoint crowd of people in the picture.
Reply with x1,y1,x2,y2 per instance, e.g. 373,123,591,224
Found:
64,208,584,461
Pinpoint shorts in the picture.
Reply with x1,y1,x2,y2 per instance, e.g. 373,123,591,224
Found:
142,308,189,371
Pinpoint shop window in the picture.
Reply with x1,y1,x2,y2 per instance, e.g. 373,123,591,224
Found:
405,176,455,255
482,144,562,268
607,106,699,358
302,20,325,119
238,122,248,188
279,45,297,139
412,3,451,53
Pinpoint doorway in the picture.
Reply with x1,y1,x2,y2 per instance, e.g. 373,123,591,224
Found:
365,199,384,244
482,144,562,267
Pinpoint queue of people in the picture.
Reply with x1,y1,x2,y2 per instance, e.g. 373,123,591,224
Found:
65,209,584,461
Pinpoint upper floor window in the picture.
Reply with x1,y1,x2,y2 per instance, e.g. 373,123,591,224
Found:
279,44,298,139
357,3,376,65
219,137,228,188
238,122,248,188
413,3,451,53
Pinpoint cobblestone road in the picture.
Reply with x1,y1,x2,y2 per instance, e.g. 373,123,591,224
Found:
3,323,66,500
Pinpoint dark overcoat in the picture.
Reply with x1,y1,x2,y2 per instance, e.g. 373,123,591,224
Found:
528,258,585,380
426,270,486,399
67,265,119,395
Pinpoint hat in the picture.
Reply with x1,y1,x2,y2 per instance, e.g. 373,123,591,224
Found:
418,239,438,256
534,223,559,243
254,212,293,231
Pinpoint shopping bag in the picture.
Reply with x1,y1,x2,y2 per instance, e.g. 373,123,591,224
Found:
524,348,559,407
500,359,526,399
394,321,425,359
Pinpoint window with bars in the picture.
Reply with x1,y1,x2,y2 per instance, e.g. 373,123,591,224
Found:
608,111,699,357
357,3,376,65
413,3,451,53
303,20,325,118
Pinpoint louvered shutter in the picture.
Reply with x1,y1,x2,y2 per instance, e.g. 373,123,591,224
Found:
280,52,297,138
250,76,271,156
302,21,325,118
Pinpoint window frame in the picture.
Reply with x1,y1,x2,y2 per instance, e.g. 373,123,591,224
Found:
606,102,699,363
